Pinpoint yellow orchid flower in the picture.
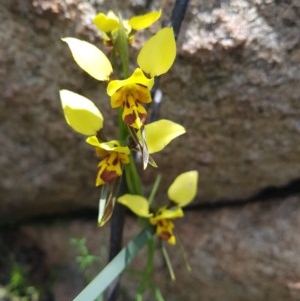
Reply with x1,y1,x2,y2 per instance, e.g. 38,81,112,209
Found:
93,10,161,43
62,27,176,130
59,89,104,136
105,28,176,129
118,171,198,244
149,206,184,245
86,136,130,186
107,68,154,129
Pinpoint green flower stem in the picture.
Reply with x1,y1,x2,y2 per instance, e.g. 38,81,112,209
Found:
124,155,142,195
115,26,130,79
148,174,161,205
117,108,128,145
136,236,155,300
106,22,142,301
115,27,130,142
115,24,142,195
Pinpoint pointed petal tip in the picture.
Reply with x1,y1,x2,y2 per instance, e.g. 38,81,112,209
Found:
62,37,113,81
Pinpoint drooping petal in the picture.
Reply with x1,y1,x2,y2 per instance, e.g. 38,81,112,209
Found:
96,154,123,186
59,89,103,136
62,37,113,81
107,68,154,96
86,138,130,155
144,119,186,154
167,171,199,207
93,11,120,33
150,206,183,224
100,141,130,154
86,135,102,148
129,10,161,30
137,27,176,77
118,194,152,218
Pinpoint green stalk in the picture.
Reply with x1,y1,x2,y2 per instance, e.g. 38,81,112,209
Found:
114,21,142,195
114,26,130,142
148,175,161,205
124,156,142,195
115,27,130,79
136,236,155,300
106,17,143,301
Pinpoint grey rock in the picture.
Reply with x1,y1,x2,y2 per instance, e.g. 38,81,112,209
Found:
1,0,300,219
10,195,300,301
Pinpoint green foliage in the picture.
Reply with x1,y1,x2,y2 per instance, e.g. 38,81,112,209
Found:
70,238,104,281
6,263,39,301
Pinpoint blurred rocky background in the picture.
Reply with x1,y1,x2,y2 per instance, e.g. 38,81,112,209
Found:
1,0,300,300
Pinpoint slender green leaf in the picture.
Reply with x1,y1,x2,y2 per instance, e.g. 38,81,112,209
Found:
72,227,154,301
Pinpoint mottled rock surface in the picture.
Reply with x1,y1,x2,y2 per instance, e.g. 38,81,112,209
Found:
2,195,300,301
1,1,300,299
1,0,300,220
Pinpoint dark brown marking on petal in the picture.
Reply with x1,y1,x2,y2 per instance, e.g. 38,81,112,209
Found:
125,100,130,108
136,83,148,88
159,231,172,241
112,157,119,165
101,169,119,183
124,113,136,126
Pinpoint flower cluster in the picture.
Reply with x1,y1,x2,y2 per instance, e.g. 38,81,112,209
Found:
59,9,198,241
93,10,161,45
61,25,175,131
118,171,198,245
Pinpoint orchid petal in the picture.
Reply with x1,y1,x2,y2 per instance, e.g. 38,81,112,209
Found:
107,68,154,96
93,11,120,33
150,206,184,224
85,135,101,147
168,171,198,207
99,141,130,154
118,194,153,218
144,120,186,154
59,90,103,136
62,37,112,81
137,27,176,77
86,138,130,155
129,10,161,30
